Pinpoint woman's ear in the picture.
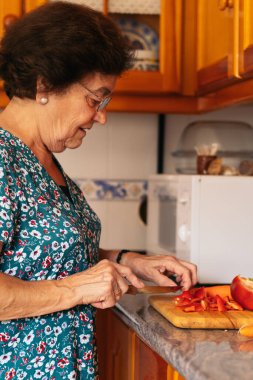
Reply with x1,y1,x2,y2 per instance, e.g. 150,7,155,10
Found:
36,76,48,93
36,77,49,105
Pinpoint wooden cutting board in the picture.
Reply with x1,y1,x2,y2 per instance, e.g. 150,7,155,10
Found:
149,295,253,329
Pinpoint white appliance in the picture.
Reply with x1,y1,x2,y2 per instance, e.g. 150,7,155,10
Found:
147,174,253,284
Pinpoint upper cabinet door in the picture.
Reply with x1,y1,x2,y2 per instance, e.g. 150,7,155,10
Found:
109,0,182,94
0,1,22,40
0,1,22,107
77,0,182,94
24,0,47,12
239,0,253,77
0,1,47,40
196,0,240,94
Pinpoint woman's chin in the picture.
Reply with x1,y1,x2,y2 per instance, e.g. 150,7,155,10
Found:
64,139,83,150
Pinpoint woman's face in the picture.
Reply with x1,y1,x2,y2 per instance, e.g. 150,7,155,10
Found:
37,73,117,153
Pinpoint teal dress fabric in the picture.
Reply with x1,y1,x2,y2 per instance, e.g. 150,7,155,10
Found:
0,128,101,380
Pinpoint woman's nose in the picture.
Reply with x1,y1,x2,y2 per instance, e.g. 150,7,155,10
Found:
94,109,107,124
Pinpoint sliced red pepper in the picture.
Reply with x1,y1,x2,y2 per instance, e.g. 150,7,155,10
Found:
200,299,208,311
183,305,196,312
194,303,205,312
207,296,217,305
175,298,194,307
209,305,218,311
175,287,205,302
226,300,244,311
174,286,244,313
215,295,226,311
193,287,205,300
175,290,193,300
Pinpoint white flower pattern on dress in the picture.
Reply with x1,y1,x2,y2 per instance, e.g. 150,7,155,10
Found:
0,128,101,379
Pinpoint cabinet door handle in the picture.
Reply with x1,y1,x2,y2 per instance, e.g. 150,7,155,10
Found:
3,14,19,31
218,0,228,10
227,0,234,8
103,0,108,15
218,0,234,10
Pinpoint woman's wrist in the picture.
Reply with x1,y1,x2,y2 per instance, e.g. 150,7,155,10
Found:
99,248,120,262
99,248,140,265
117,251,140,266
56,277,81,308
116,250,130,264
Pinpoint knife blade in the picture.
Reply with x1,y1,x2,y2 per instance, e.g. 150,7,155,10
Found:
126,285,182,295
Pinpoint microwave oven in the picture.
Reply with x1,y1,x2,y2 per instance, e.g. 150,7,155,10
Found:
147,174,253,284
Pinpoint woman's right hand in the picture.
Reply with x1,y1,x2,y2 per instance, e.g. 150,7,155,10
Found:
64,259,144,309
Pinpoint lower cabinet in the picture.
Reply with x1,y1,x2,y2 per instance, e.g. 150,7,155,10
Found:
134,334,184,380
96,309,184,380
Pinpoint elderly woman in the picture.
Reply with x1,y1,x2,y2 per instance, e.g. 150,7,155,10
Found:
0,2,197,379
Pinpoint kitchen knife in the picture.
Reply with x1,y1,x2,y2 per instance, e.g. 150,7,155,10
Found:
126,285,182,295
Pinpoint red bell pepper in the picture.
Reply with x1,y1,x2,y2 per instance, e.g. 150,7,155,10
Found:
215,295,227,312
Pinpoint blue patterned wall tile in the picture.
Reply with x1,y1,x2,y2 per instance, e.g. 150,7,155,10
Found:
74,179,148,201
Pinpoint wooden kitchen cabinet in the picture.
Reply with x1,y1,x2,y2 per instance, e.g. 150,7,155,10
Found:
239,0,253,77
96,309,135,380
109,0,182,95
24,0,47,13
134,335,168,380
24,0,182,96
0,1,21,40
135,335,184,380
0,0,186,112
195,0,240,94
184,0,253,101
187,0,253,97
76,0,182,96
96,309,185,380
0,0,46,107
0,1,21,107
0,0,46,39
0,0,46,38
3,0,253,112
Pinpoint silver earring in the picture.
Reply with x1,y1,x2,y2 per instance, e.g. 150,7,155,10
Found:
40,97,48,105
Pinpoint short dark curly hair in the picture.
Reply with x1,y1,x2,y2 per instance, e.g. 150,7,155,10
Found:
0,1,133,99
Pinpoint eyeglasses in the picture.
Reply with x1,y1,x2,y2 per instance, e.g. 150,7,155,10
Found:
79,83,112,112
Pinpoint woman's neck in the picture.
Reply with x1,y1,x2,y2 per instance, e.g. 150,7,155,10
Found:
0,97,67,186
0,97,52,164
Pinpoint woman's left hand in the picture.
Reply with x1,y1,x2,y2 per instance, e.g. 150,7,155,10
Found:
120,253,197,291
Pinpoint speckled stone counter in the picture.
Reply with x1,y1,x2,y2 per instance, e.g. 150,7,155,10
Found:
115,294,253,380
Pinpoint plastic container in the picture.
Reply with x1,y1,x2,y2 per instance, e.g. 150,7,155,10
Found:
172,121,253,174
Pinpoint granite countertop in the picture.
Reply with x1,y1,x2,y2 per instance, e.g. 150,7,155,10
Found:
115,294,253,380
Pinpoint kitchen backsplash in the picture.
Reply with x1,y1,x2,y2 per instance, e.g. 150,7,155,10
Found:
74,178,147,250
76,178,147,201
57,112,157,179
56,112,157,250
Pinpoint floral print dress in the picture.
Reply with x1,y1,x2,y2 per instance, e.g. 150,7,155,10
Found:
0,128,101,380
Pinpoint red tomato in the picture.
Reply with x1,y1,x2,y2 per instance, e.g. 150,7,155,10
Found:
231,275,253,310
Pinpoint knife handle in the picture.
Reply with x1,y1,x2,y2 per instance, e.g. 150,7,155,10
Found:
126,285,138,295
